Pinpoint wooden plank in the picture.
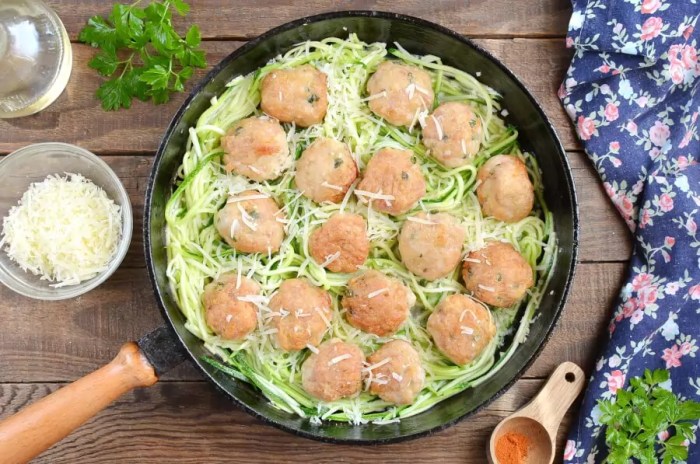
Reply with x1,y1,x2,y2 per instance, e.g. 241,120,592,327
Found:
48,0,572,40
0,262,624,383
566,151,633,262
0,39,578,155
0,378,575,463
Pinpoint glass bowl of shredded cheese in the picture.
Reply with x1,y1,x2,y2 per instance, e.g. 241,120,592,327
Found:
0,142,132,300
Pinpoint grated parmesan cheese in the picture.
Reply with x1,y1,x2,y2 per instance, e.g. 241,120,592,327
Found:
229,219,239,239
328,354,352,366
367,288,388,298
430,115,444,140
405,83,416,99
406,216,436,226
0,173,122,287
321,251,341,267
360,91,387,102
227,194,269,203
306,344,320,354
314,307,331,327
321,181,343,191
363,357,392,372
237,294,270,304
414,84,431,96
237,203,257,231
354,189,395,202
478,284,495,293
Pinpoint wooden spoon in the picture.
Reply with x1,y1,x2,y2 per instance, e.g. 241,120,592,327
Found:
487,362,585,464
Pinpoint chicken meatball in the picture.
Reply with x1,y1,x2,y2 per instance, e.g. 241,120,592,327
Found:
215,190,286,254
366,61,435,127
309,213,370,273
476,154,535,223
367,340,425,405
260,65,328,127
427,294,496,365
301,339,365,402
269,278,332,351
295,138,358,203
398,212,466,280
202,273,260,340
356,148,426,216
462,241,534,307
422,102,483,168
342,270,414,336
221,117,291,182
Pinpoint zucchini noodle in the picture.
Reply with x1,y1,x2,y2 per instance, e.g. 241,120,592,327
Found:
165,34,557,424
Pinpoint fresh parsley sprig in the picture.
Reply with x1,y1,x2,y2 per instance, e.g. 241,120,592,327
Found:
598,369,700,464
78,0,206,110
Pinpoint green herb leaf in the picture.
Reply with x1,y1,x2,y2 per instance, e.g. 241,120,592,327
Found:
597,369,700,464
186,25,201,47
78,0,206,111
96,77,132,111
140,65,170,90
88,51,120,76
111,4,145,42
79,16,119,53
171,0,191,15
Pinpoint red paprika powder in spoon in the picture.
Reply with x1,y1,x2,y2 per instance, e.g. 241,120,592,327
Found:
495,431,530,464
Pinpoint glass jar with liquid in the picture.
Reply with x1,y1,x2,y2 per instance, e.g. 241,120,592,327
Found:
0,0,72,118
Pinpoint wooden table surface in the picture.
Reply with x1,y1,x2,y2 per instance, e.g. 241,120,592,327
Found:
0,1,631,462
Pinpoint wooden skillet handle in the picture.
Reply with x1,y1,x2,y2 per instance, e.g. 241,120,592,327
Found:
0,342,158,464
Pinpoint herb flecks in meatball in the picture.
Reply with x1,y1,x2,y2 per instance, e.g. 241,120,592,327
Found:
295,138,358,204
301,339,364,402
309,213,369,273
356,148,426,216
398,212,466,280
366,340,425,405
427,294,496,365
366,61,434,127
261,65,328,127
215,190,285,254
202,273,261,341
422,102,484,168
476,154,534,223
221,117,291,182
269,278,332,352
342,270,414,336
462,241,534,307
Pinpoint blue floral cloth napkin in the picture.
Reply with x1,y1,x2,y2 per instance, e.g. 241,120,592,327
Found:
558,0,700,461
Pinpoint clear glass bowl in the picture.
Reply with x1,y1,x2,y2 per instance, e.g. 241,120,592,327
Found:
0,143,132,300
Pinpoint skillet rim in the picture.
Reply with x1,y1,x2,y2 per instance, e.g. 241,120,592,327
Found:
144,9,580,445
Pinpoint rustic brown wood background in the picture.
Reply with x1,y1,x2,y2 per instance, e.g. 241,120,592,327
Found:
0,1,631,462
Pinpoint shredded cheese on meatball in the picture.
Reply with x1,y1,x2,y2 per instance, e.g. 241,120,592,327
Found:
328,354,352,366
406,216,437,225
321,181,343,191
367,288,389,298
354,189,396,202
320,251,341,267
362,357,392,372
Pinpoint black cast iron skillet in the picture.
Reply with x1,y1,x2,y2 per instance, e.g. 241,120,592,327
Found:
0,11,578,462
